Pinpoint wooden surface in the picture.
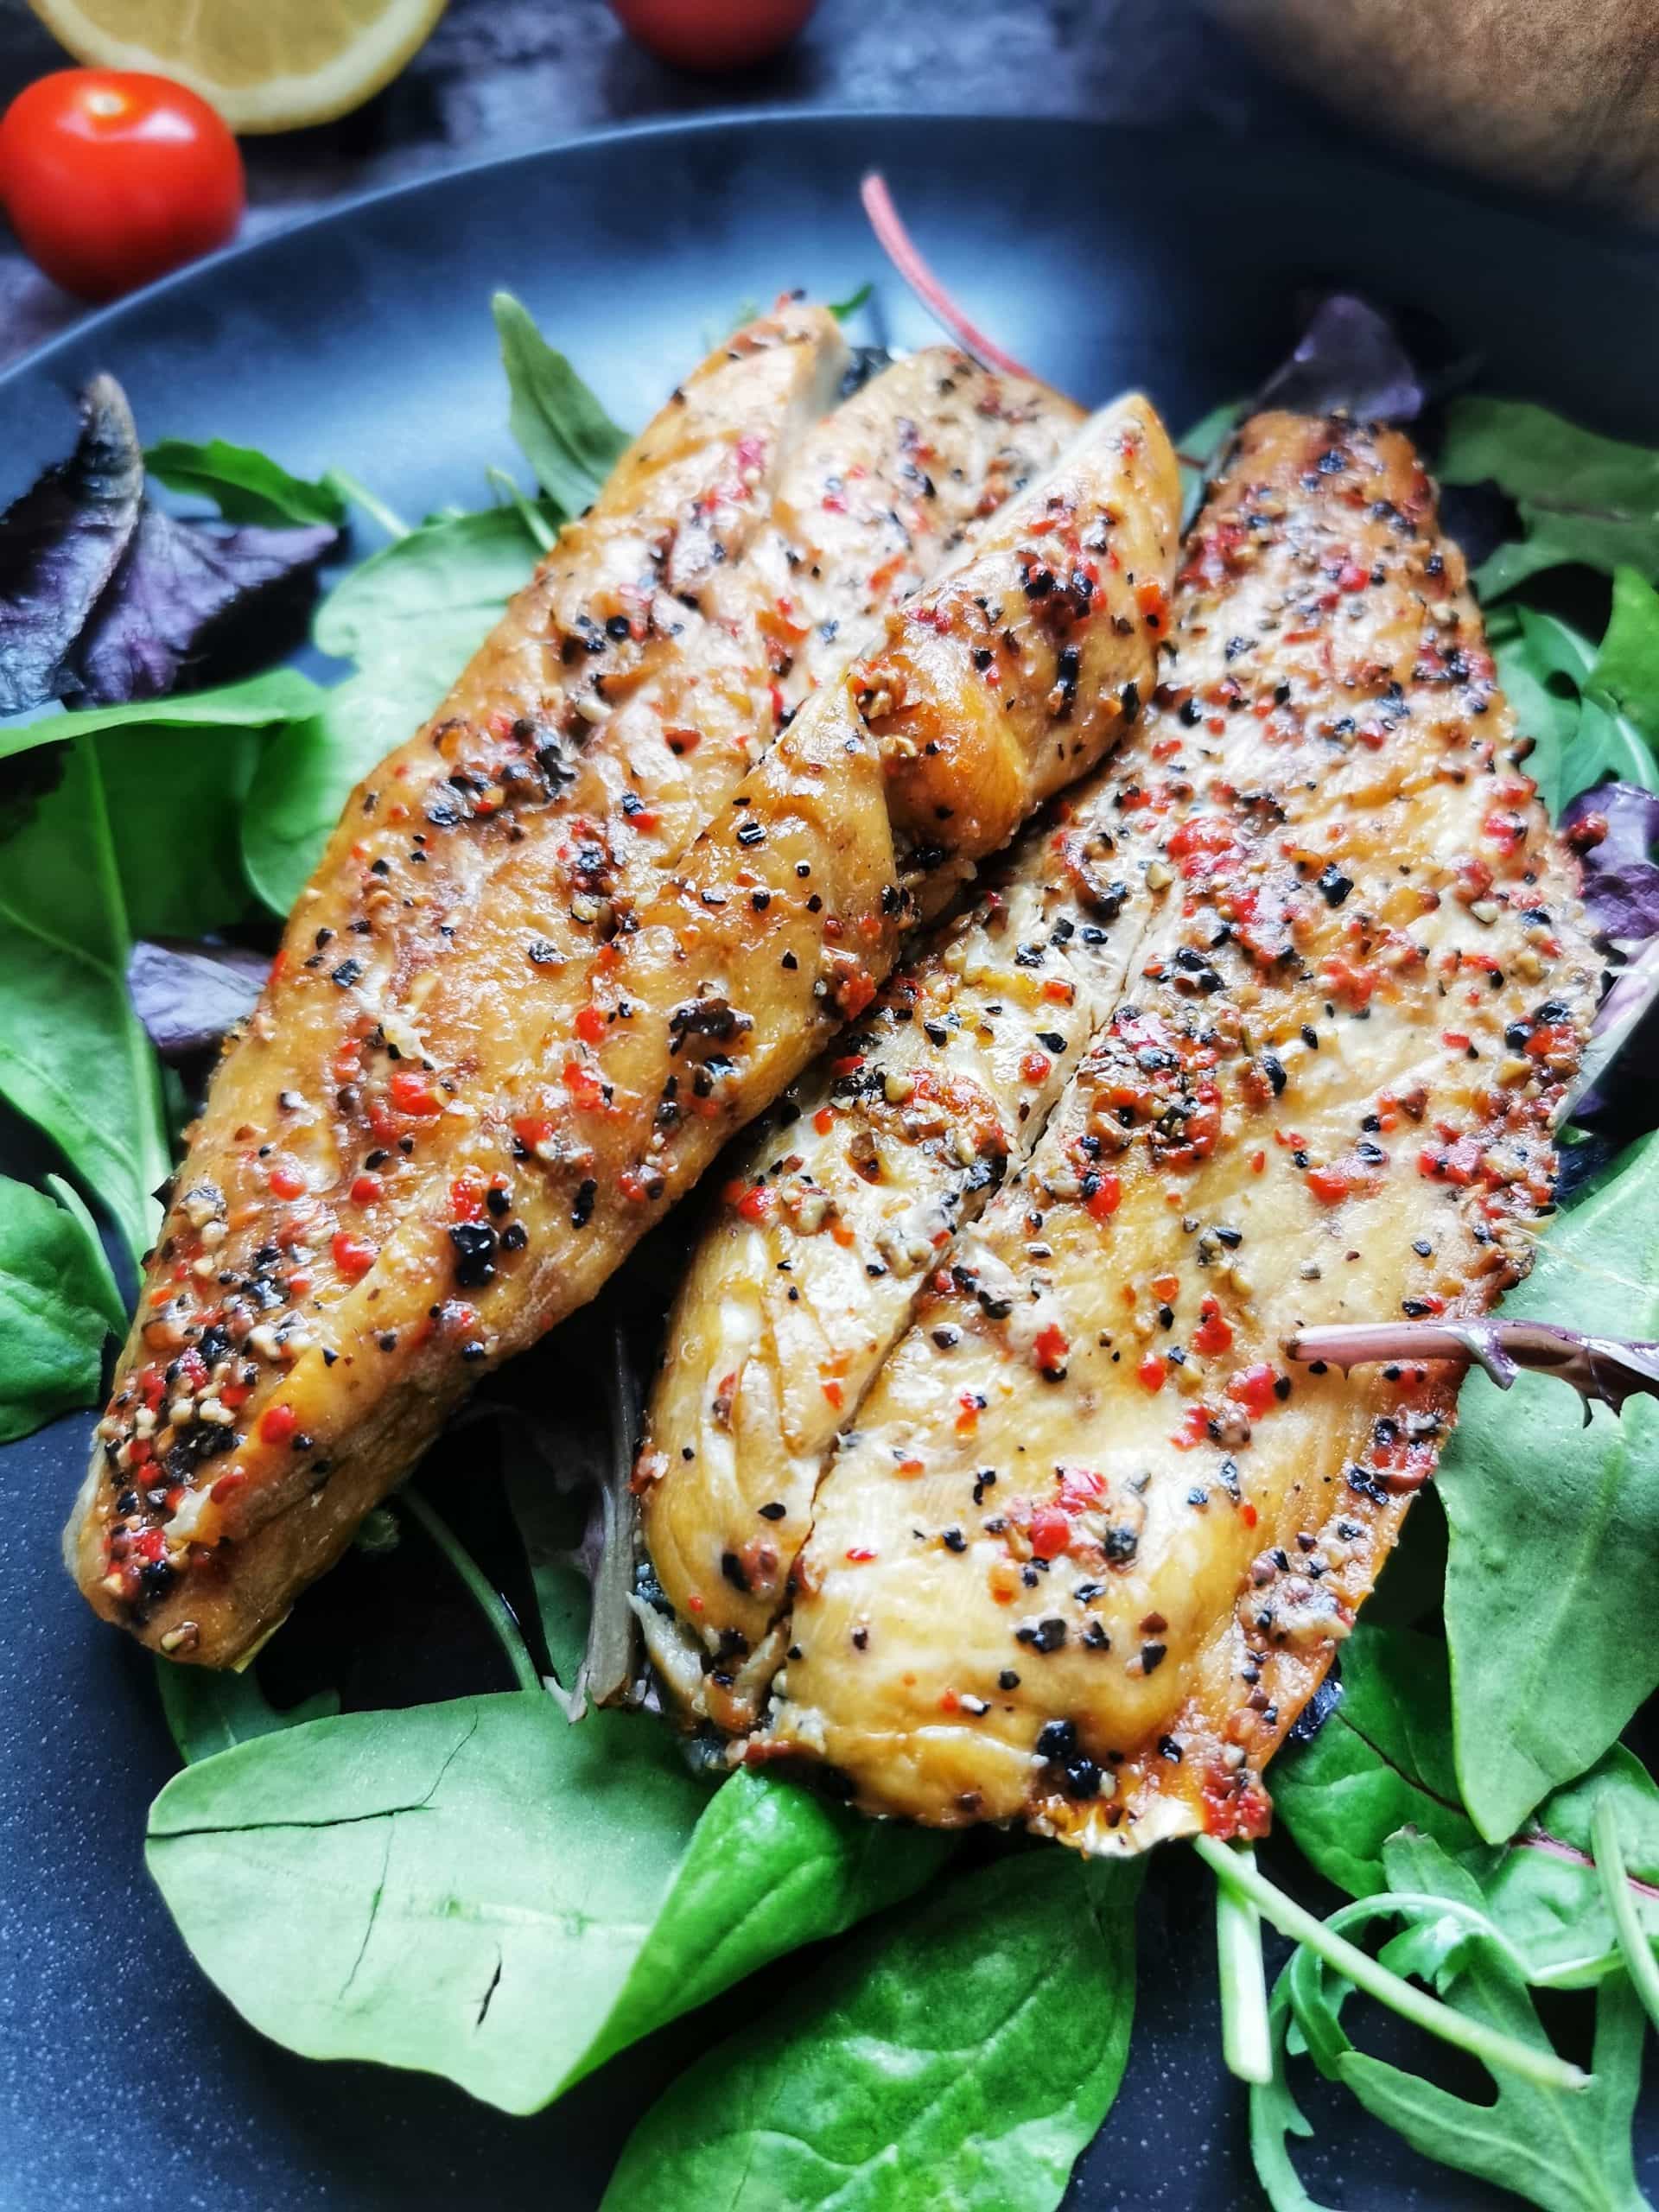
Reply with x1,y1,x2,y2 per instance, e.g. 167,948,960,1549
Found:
0,0,1295,369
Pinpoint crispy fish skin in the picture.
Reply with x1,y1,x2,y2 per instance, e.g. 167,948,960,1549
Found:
637,746,1173,1716
73,315,1088,1662
758,412,1600,1851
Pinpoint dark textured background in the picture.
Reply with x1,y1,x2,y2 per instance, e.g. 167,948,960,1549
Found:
0,0,1313,365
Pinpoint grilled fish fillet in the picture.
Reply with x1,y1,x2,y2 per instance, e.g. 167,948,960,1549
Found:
638,727,1179,1724
71,313,1090,1662
751,411,1600,1851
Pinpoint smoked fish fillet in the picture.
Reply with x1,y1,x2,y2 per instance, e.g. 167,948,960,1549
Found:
70,311,1090,1662
637,721,1177,1725
749,411,1601,1851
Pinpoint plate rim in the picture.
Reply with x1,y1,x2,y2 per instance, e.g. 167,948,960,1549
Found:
4,103,1659,397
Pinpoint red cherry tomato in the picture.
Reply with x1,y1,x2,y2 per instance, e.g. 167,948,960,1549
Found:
609,0,818,72
0,70,244,303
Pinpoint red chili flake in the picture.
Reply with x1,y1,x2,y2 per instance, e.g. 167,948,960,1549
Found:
1135,577,1169,632
1033,1322,1070,1376
1020,1051,1052,1085
350,1173,383,1205
259,1403,298,1446
1441,1031,1471,1051
1138,1351,1168,1393
845,1545,876,1562
563,1060,607,1113
897,1457,925,1477
575,1004,607,1046
1030,1505,1071,1559
822,1379,844,1408
1306,1164,1352,1205
1336,560,1369,592
266,1160,307,1200
813,1106,835,1135
1172,1405,1210,1450
1240,1502,1258,1529
1228,1363,1280,1418
1041,978,1074,1003
830,1052,866,1077
209,1471,246,1504
1192,1297,1232,1356
449,1176,485,1222
1086,1173,1122,1222
1151,1273,1179,1301
390,1071,442,1116
735,1185,775,1225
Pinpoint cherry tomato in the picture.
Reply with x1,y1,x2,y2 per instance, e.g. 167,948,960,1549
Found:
609,0,818,72
0,70,244,303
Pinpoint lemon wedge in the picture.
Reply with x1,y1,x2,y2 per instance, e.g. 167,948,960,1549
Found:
26,0,448,133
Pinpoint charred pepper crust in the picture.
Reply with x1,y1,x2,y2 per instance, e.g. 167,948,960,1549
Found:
750,412,1598,1852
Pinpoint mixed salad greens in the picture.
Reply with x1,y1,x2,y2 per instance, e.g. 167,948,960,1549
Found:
2,284,1658,2209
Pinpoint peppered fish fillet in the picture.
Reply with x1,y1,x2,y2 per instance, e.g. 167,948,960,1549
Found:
636,709,1180,1726
753,411,1599,1851
70,311,1090,1663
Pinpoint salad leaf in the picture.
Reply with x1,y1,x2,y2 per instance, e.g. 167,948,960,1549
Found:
493,291,630,518
147,1693,944,2114
1489,604,1658,815
1178,400,1245,528
1440,1132,1659,1841
72,500,336,705
0,376,143,714
1267,1836,1649,2212
156,1659,339,1764
1564,781,1659,944
144,436,347,529
829,281,874,321
1592,565,1659,736
245,503,550,912
0,1172,124,1441
1439,397,1659,599
0,740,169,1265
1255,292,1423,423
0,664,327,766
1274,1625,1659,1986
603,1851,1140,2212
126,939,269,1061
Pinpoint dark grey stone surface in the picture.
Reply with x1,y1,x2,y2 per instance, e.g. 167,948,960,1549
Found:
0,0,1301,366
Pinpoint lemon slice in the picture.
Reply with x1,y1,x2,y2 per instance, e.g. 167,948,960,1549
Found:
26,0,448,133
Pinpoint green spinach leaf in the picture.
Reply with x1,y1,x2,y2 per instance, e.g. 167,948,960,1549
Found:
0,664,324,766
1274,1625,1659,1986
0,741,169,1264
1261,1835,1650,2212
243,505,550,912
1440,1134,1659,1841
602,1852,1139,2212
0,1172,124,1440
147,1693,944,2114
156,1659,340,1764
1591,565,1659,741
493,291,630,518
1438,397,1659,599
1490,604,1659,812
144,438,347,530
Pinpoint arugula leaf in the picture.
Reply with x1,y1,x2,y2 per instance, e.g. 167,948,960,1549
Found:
243,504,550,912
146,1693,944,2114
1440,1133,1659,1841
493,291,630,518
1274,1624,1659,1986
1266,1836,1649,2212
0,741,169,1265
0,1172,124,1441
604,1851,1139,2212
1439,397,1659,599
156,1660,339,1764
144,437,347,530
1592,565,1659,737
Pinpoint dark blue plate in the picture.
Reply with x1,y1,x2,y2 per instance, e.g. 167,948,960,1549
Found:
3,111,1656,2212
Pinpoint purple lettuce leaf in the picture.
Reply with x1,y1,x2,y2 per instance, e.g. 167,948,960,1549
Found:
0,376,144,714
1256,294,1425,425
1562,780,1659,943
70,504,337,705
125,938,270,1061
